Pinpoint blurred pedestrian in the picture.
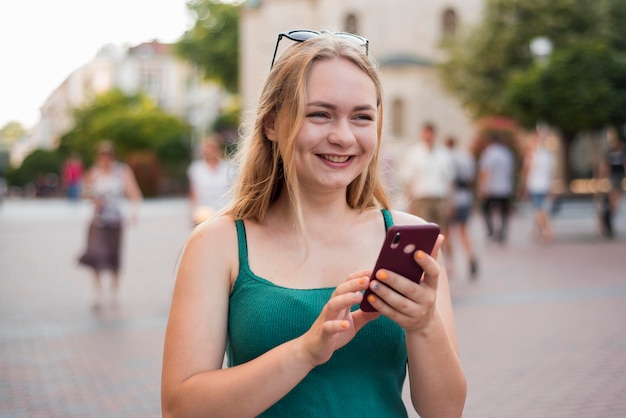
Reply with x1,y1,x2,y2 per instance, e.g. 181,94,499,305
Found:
161,30,466,417
520,130,555,243
62,154,84,202
401,122,454,232
187,136,236,226
478,132,515,244
0,168,6,204
445,136,478,278
598,129,625,238
78,140,142,309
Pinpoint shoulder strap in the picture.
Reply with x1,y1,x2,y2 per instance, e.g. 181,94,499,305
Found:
234,219,249,272
381,209,394,231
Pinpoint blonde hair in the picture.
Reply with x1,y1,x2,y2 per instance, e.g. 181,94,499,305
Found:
227,32,391,229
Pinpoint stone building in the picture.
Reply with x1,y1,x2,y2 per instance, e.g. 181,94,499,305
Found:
29,41,221,158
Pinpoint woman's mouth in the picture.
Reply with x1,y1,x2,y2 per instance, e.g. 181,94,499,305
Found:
319,154,351,163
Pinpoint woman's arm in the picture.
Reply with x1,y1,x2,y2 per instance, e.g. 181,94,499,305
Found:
366,211,467,418
161,217,374,417
122,164,142,222
404,248,467,418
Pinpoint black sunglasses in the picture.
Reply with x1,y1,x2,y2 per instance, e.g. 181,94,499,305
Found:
270,30,369,68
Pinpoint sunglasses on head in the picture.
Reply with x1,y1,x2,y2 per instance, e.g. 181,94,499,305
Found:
270,30,369,69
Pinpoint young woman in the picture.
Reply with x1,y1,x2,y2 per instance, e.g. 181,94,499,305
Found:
78,140,142,309
162,30,466,417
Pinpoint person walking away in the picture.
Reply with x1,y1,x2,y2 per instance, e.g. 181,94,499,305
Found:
187,136,236,225
478,133,515,244
444,136,478,278
78,140,142,310
520,130,555,243
161,30,466,417
401,122,454,235
598,130,626,238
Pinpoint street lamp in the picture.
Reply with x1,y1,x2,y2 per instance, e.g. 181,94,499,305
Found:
529,36,553,66
529,36,554,128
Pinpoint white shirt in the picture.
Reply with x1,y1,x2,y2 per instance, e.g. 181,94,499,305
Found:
187,159,236,211
479,143,515,196
402,143,454,199
526,146,555,194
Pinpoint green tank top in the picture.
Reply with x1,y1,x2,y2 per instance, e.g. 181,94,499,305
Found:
227,209,409,417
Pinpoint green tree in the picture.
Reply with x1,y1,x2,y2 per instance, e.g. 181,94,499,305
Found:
440,0,626,182
505,41,626,134
5,149,60,189
0,121,27,172
175,0,241,93
440,0,626,118
0,121,26,147
58,89,191,196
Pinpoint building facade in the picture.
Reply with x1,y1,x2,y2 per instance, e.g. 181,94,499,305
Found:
22,41,222,162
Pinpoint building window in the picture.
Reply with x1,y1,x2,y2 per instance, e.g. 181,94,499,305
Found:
442,8,458,38
140,68,162,99
344,13,359,35
391,97,405,137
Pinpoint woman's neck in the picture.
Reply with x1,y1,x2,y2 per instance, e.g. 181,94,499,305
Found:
267,187,358,234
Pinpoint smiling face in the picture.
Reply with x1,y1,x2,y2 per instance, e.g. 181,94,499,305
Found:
286,57,378,194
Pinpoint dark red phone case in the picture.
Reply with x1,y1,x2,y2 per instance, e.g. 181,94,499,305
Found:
360,223,440,312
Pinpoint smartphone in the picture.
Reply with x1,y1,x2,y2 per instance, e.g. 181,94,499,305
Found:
360,223,440,312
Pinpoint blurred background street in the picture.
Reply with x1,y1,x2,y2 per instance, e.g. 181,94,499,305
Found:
1,197,625,417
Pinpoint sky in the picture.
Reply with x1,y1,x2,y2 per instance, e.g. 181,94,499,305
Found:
0,0,195,129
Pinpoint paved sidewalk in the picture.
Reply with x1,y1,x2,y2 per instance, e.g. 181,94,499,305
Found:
1,198,625,417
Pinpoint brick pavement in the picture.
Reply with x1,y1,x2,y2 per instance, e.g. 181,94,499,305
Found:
1,198,625,417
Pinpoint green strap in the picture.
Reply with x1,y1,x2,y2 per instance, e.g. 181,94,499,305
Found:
381,208,393,231
235,219,248,272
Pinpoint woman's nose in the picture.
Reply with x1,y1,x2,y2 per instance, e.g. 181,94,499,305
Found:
327,118,356,147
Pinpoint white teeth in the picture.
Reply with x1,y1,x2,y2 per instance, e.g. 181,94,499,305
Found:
322,154,350,163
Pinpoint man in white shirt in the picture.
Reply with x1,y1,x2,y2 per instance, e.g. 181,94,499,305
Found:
187,136,236,225
478,133,516,244
402,122,454,231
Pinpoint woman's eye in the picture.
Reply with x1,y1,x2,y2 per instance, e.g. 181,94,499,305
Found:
308,112,330,119
354,114,374,121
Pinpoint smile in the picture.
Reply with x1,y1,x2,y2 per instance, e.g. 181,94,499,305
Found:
319,154,351,163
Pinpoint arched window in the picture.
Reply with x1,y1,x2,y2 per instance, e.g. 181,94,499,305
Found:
391,98,405,137
442,8,458,38
344,13,359,35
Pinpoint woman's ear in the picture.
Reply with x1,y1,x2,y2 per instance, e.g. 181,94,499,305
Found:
263,115,277,142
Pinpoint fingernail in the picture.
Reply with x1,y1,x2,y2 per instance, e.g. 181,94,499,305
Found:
416,250,425,260
359,277,365,285
372,282,380,290
368,295,376,303
341,321,349,329
376,270,388,280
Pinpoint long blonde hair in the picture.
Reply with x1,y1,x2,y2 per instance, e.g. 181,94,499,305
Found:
227,32,391,228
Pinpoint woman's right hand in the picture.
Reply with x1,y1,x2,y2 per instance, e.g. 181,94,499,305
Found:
298,271,379,366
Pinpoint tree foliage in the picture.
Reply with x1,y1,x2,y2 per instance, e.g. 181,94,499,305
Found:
58,89,190,166
505,41,626,135
5,149,60,188
0,121,27,147
58,89,191,196
439,0,626,133
175,0,241,93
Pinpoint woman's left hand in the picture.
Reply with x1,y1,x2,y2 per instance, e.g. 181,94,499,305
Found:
364,234,444,332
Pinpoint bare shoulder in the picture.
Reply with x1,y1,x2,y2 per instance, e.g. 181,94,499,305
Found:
187,214,238,255
181,214,239,286
388,209,431,226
